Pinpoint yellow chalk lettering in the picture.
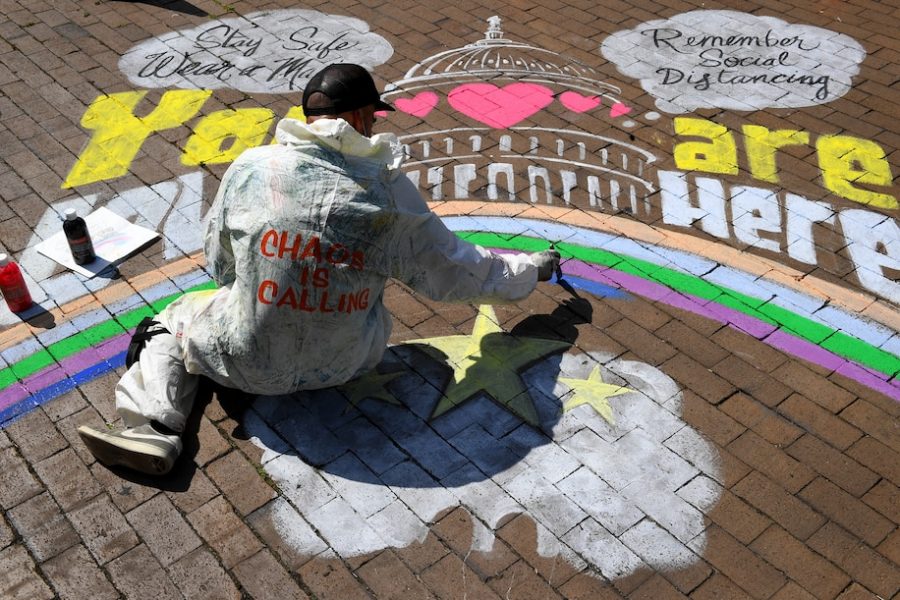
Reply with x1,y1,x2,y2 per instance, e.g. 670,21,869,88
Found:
673,117,738,175
182,108,275,166
817,135,897,209
269,106,306,144
63,90,212,188
742,125,810,184
283,106,306,121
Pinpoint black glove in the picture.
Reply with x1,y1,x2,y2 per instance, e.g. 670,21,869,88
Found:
532,249,561,281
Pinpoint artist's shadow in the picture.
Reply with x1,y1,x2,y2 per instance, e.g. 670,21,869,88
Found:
117,0,207,16
235,298,593,488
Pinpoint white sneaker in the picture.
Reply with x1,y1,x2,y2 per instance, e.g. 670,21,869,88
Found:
78,423,182,475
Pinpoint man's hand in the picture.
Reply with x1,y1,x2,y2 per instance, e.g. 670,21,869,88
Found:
532,249,561,281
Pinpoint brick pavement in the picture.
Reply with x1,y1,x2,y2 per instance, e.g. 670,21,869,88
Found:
0,0,898,598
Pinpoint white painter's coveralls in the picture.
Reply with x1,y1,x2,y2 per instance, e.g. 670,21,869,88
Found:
116,118,540,431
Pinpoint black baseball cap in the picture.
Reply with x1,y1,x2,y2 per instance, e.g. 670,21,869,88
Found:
302,64,394,116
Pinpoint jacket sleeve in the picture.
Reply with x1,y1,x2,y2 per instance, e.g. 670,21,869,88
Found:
385,173,539,303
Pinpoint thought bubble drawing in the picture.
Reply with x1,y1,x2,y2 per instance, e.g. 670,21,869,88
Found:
600,10,866,114
118,9,393,94
243,305,723,581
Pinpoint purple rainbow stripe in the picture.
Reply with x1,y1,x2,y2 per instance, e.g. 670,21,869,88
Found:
766,330,899,399
560,259,900,401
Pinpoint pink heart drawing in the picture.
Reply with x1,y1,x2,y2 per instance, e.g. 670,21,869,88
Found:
448,83,554,128
559,91,601,113
395,92,439,118
610,102,631,117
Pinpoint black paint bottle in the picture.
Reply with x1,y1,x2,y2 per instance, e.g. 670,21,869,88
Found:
63,208,96,265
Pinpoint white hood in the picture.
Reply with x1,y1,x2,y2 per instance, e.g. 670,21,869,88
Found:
275,117,404,170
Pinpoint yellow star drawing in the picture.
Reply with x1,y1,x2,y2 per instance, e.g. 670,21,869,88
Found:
339,370,404,408
559,366,633,425
408,305,570,425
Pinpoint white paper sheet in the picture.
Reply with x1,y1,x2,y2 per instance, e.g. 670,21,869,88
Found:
35,207,161,278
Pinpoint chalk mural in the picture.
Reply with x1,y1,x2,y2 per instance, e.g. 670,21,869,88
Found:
2,13,895,413
118,9,393,93
0,8,899,591
601,10,866,114
1,12,892,401
245,305,722,578
61,18,899,310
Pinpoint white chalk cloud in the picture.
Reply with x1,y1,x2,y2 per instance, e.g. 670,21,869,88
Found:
245,349,722,580
600,10,865,114
118,9,393,94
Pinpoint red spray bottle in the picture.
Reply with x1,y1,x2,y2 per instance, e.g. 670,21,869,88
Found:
0,253,33,312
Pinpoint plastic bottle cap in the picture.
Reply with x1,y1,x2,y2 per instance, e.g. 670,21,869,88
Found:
0,253,8,267
65,208,77,220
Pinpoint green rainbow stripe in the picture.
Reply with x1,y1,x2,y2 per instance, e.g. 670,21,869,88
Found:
0,281,217,388
459,231,900,379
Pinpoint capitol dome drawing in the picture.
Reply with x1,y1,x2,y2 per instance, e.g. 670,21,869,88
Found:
384,17,658,217
383,16,622,101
